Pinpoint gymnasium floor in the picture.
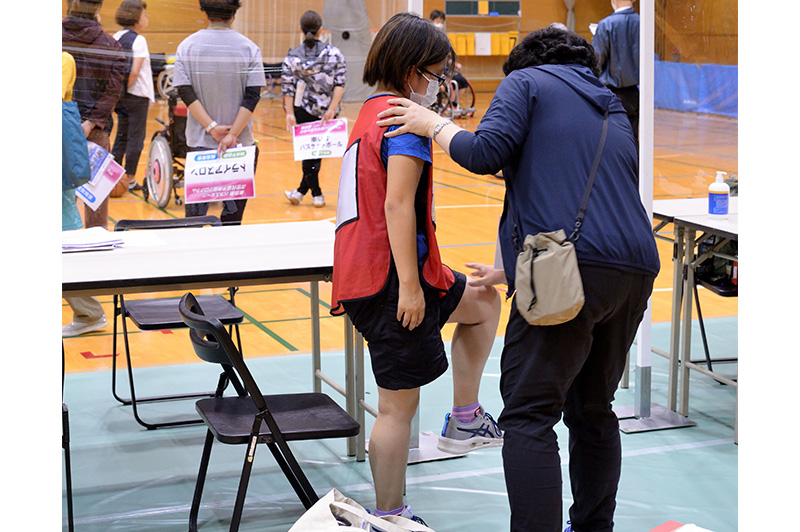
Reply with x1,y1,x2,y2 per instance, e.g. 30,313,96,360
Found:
61,93,738,531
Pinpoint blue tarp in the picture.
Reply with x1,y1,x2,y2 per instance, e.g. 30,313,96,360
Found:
654,60,738,117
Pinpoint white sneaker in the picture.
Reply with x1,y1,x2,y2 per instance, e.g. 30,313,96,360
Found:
62,315,107,337
312,194,326,208
285,189,303,205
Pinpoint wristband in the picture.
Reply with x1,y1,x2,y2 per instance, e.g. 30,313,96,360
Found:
205,121,218,133
432,120,454,142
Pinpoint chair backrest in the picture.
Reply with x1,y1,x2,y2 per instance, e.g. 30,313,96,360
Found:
114,216,222,232
179,293,267,408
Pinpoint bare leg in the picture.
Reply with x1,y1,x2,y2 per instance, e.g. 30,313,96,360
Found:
447,283,501,407
369,387,420,512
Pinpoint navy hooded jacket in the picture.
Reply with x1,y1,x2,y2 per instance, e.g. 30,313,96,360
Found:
449,64,659,289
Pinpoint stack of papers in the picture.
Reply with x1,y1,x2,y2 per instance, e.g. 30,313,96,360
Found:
62,226,124,253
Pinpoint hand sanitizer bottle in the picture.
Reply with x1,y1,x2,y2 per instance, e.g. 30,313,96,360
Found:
708,171,729,220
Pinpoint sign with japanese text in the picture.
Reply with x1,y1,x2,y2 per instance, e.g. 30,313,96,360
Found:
76,141,125,211
292,119,348,161
183,145,256,204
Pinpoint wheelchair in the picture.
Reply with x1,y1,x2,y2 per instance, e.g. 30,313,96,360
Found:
143,91,187,208
431,77,476,119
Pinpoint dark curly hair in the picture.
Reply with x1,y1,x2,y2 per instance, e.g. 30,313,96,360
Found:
199,0,241,21
502,25,600,77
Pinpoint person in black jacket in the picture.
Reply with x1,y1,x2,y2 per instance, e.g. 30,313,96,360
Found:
377,26,659,532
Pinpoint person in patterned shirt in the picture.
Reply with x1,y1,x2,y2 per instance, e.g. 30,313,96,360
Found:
282,10,347,208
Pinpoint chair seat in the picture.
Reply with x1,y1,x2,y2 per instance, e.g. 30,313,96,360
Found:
125,295,243,329
196,393,360,445
696,275,738,298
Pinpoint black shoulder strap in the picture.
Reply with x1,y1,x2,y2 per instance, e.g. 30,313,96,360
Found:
568,108,609,242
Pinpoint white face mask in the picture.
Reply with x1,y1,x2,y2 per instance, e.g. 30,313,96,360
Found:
409,70,440,108
433,22,444,30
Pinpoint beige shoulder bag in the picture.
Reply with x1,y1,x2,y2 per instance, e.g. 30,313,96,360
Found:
511,108,609,326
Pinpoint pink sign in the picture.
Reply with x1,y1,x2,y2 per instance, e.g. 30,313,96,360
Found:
293,119,348,161
183,146,256,204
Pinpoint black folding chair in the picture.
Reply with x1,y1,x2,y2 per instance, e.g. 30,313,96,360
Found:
692,236,738,375
111,216,245,429
179,292,360,532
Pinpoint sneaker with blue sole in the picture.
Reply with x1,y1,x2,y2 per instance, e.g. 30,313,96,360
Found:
437,407,503,454
368,506,428,532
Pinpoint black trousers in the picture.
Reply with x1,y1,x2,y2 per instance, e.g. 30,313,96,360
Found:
293,106,323,197
111,93,150,177
499,264,654,532
609,85,639,144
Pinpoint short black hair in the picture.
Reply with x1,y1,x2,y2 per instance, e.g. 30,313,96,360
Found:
115,0,146,27
363,12,454,94
430,10,445,21
199,0,241,21
503,26,600,77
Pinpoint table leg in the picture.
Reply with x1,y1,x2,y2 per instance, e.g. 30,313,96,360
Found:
679,229,696,417
311,281,321,394
667,226,684,412
344,317,357,457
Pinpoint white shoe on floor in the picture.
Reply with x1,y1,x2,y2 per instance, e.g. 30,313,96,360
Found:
285,189,303,205
312,194,325,208
62,315,107,337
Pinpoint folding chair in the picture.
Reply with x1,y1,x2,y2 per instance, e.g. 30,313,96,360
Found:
111,216,245,430
178,292,360,532
692,236,738,374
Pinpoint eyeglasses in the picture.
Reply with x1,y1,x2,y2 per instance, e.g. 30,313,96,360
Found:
418,67,447,87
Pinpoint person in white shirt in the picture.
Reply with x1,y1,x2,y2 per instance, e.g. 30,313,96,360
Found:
111,0,154,192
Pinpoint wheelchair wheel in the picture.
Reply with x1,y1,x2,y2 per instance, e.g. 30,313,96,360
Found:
157,68,174,101
146,134,173,208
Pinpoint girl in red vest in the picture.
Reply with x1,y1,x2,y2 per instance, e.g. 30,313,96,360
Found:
331,13,502,527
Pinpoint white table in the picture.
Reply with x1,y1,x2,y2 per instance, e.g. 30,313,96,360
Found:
62,220,365,457
652,198,738,440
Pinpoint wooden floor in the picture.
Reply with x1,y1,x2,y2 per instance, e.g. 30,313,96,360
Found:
62,93,738,373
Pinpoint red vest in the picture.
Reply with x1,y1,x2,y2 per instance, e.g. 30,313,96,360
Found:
331,95,454,316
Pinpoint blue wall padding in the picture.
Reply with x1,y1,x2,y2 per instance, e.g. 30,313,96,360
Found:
698,64,738,117
654,60,737,117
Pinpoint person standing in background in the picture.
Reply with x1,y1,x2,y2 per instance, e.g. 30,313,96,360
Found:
592,0,640,144
111,0,154,193
62,0,126,230
62,0,126,337
282,10,347,208
173,0,266,225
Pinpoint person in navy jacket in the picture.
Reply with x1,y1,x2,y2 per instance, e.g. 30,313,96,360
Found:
593,0,640,142
377,25,659,532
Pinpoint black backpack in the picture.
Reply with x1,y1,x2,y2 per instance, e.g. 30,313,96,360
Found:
117,29,139,95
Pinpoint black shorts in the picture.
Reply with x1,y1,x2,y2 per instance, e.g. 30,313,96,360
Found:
342,266,467,390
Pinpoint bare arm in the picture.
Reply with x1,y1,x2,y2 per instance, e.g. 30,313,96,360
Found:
186,99,231,143
217,106,254,156
385,154,425,330
321,85,345,123
128,56,145,88
283,95,297,131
